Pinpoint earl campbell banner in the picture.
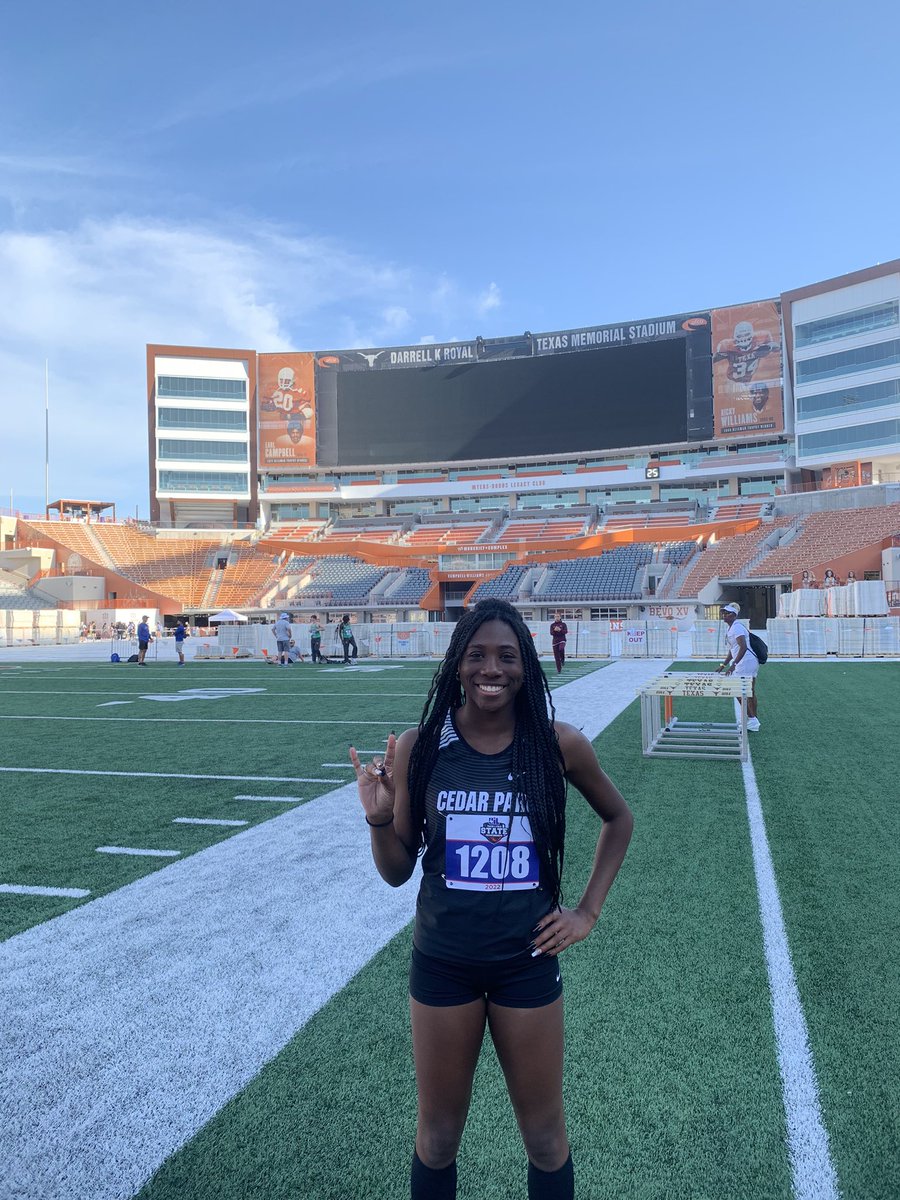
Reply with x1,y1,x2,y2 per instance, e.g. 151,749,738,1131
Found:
316,313,710,371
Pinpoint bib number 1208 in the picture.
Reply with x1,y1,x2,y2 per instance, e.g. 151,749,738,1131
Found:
445,813,539,891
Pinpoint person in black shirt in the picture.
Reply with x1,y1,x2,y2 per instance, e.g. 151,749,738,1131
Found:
338,614,358,664
351,599,633,1200
549,612,568,674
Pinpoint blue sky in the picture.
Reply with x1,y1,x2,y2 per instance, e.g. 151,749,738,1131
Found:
1,0,898,516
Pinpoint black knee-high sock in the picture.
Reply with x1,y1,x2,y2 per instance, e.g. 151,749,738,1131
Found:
411,1150,457,1200
528,1153,574,1200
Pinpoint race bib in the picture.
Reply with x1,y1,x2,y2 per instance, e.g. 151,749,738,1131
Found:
445,813,539,891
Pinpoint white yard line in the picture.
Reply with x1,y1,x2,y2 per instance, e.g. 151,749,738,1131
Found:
172,818,249,828
742,755,841,1200
232,795,303,804
96,848,181,859
0,714,419,726
0,689,431,697
0,884,90,898
0,659,663,1200
0,767,341,783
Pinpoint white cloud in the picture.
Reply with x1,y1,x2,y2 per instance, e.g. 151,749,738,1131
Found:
477,281,501,315
0,217,503,515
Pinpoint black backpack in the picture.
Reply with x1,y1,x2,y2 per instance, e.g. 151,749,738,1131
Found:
748,632,768,664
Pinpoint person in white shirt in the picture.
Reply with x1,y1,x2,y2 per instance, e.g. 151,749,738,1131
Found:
716,602,760,731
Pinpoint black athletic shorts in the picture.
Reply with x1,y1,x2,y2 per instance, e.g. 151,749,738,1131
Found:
409,945,562,1009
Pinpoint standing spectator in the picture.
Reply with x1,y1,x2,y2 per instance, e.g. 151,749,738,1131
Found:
273,612,293,666
338,614,358,664
823,569,839,588
136,615,153,666
309,614,324,663
549,611,569,674
127,620,136,640
716,602,760,731
846,569,858,584
173,618,189,665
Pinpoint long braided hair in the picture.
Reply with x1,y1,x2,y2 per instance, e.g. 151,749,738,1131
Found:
408,599,568,907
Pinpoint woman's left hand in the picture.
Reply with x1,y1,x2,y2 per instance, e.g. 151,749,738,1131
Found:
531,906,596,958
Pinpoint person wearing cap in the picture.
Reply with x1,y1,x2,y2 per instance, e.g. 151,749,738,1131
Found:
273,612,293,666
136,615,153,666
716,602,760,731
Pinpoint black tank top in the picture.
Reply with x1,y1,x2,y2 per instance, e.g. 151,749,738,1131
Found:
413,713,555,963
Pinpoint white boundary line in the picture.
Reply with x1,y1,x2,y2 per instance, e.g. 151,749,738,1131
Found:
742,754,841,1200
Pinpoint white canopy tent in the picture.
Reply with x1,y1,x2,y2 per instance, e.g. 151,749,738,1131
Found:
208,609,249,623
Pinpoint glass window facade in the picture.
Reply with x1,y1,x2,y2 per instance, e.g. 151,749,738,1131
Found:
659,483,728,502
584,487,652,504
739,476,779,496
158,439,248,462
797,418,900,458
796,339,900,385
796,377,900,421
438,551,516,570
450,497,506,513
270,503,310,519
519,491,580,508
156,376,247,401
158,408,247,431
795,301,898,349
158,470,249,493
388,499,443,515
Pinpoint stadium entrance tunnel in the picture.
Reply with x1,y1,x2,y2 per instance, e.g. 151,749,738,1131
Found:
717,584,779,628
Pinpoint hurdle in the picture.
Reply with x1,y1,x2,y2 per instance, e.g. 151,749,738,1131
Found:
637,672,753,761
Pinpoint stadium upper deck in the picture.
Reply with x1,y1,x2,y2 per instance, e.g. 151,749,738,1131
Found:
146,259,900,536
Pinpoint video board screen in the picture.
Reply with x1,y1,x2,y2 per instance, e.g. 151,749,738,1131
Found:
322,338,695,467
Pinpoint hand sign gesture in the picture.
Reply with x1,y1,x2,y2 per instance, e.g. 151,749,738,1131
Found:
350,733,396,827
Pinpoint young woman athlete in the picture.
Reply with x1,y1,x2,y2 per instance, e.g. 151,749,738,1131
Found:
350,599,633,1199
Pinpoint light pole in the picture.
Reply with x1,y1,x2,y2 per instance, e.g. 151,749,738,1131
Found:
44,359,50,511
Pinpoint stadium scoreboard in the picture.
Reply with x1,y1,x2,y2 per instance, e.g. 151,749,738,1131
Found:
313,312,715,467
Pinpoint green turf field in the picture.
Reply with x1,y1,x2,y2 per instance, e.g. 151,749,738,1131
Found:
1,659,897,1198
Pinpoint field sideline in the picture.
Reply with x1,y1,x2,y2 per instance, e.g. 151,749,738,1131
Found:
0,658,897,1198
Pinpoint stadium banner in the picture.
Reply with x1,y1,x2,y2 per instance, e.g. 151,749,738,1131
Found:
258,352,317,468
711,300,784,437
532,313,709,355
315,312,710,372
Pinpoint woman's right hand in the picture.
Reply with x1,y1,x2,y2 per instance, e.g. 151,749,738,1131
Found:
350,733,396,826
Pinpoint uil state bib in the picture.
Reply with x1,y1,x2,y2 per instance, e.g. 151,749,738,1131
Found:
445,813,539,892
